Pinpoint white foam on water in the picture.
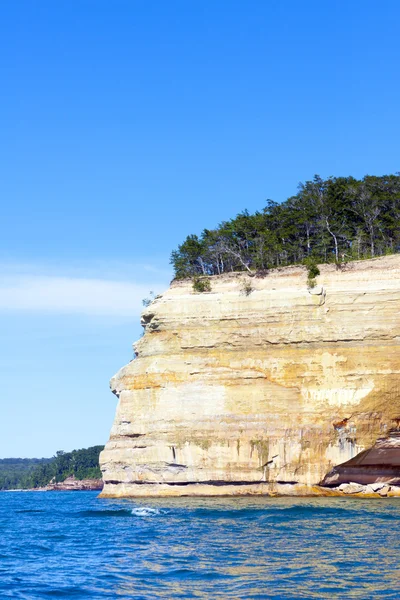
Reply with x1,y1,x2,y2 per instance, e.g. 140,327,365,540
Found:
131,507,161,517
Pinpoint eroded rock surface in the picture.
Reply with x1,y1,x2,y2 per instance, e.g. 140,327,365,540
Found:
43,476,103,491
100,256,400,497
322,433,400,486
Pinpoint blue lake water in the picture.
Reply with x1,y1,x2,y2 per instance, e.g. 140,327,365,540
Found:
1,491,399,598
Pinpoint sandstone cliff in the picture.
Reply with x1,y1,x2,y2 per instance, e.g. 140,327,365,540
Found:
100,255,400,497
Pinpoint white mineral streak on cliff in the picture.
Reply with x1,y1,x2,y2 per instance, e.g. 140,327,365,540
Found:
100,255,400,497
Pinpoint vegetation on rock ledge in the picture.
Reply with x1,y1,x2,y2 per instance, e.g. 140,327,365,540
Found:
192,276,212,293
171,174,400,278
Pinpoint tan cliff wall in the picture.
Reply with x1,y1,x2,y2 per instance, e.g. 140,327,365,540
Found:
99,255,400,497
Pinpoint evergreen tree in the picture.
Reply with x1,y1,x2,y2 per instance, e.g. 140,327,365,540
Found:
171,174,400,278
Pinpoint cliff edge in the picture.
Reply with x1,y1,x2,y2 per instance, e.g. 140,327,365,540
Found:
100,255,400,497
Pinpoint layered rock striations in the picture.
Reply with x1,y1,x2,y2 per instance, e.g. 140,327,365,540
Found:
43,476,103,492
100,255,400,497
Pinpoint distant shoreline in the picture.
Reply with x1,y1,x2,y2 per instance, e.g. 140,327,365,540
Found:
1,476,103,493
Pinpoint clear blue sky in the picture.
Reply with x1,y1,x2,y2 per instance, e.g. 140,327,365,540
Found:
1,0,399,457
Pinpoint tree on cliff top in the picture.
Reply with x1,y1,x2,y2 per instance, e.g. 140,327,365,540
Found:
170,173,400,278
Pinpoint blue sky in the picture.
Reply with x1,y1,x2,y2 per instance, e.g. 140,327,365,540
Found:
1,1,399,457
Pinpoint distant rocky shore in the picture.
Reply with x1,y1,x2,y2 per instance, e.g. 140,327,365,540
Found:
34,476,103,492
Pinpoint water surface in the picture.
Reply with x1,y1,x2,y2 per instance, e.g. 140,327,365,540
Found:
1,491,399,598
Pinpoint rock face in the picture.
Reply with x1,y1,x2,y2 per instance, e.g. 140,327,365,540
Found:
44,476,103,491
100,255,400,497
322,433,400,486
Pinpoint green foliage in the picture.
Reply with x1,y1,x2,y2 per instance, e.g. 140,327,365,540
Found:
304,258,320,288
171,174,400,278
307,263,320,279
171,235,206,279
0,458,52,490
0,446,104,490
241,280,254,296
307,278,317,289
192,277,211,293
142,291,155,307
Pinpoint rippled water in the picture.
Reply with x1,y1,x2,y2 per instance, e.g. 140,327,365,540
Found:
1,491,399,598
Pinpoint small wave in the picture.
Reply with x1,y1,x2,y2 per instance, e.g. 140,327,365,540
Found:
1,489,33,493
16,509,45,514
78,509,133,518
131,507,161,517
192,508,267,519
77,507,162,518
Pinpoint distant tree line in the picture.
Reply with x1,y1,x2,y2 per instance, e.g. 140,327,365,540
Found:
0,446,104,490
171,174,400,278
0,458,52,490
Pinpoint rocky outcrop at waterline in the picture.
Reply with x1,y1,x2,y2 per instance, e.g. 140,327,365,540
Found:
37,476,103,491
321,432,400,487
100,255,400,497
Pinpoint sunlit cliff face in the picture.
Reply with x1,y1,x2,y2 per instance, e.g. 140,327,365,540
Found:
100,255,400,497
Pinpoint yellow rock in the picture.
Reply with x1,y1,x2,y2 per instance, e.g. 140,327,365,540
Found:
100,255,400,497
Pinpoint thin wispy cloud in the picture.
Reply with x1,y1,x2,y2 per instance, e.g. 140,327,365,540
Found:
0,259,172,281
0,263,171,316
